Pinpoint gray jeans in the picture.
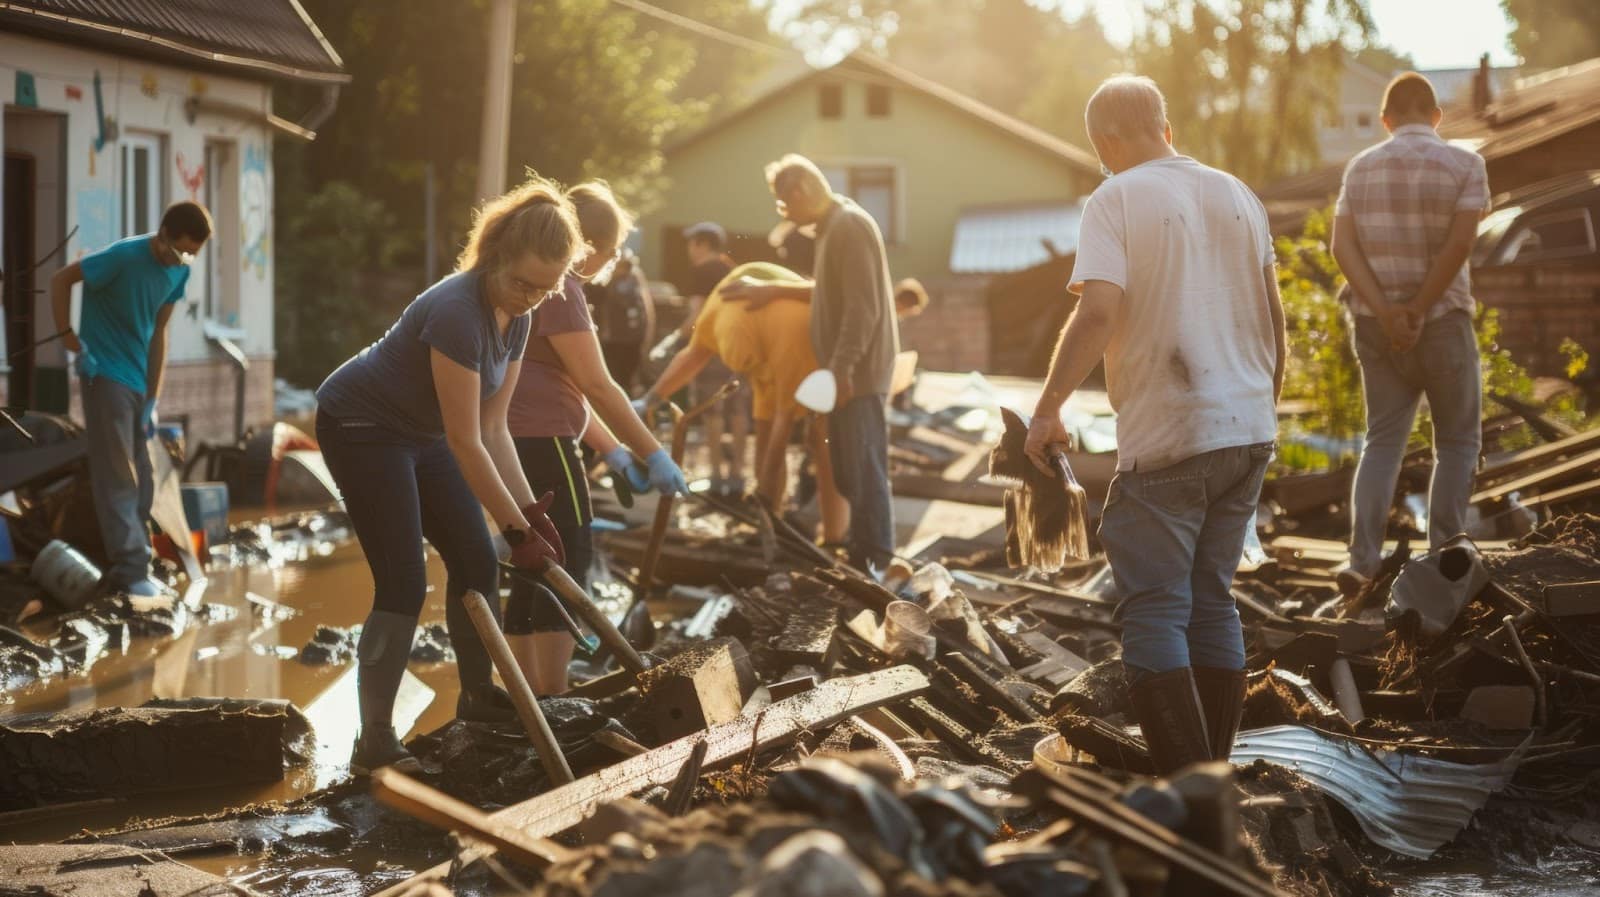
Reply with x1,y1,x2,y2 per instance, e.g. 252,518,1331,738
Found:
83,377,154,586
1349,309,1482,575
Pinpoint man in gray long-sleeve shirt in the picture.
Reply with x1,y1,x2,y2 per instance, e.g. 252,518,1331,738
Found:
722,154,900,573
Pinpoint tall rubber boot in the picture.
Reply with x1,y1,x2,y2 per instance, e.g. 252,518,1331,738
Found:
1128,667,1213,776
351,610,423,775
444,585,517,723
1193,666,1248,762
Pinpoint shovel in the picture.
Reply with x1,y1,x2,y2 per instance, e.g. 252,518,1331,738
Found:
637,377,742,594
501,561,648,675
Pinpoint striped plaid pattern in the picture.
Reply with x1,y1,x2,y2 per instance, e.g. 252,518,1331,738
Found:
1335,124,1491,319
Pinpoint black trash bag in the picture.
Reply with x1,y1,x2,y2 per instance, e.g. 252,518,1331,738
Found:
901,783,999,881
983,844,1096,897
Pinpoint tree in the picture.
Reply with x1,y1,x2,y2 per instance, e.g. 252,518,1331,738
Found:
273,0,770,386
1132,0,1372,185
1503,0,1600,70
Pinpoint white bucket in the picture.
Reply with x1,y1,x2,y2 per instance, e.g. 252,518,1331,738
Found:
31,540,102,610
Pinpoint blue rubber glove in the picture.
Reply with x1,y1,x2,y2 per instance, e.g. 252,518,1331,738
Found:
77,347,100,380
605,446,650,493
142,398,158,440
644,448,689,496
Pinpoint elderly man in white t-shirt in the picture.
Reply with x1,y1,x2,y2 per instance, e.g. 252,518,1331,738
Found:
1024,75,1286,775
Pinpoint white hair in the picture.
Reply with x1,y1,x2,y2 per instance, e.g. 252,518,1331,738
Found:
1085,75,1168,141
764,153,832,200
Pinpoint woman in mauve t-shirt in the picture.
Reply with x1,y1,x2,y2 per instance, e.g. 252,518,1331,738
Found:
503,181,688,696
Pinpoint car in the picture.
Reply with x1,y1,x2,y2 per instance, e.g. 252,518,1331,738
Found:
1473,170,1600,268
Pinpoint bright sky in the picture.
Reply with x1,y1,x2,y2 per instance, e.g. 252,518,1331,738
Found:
1060,0,1520,69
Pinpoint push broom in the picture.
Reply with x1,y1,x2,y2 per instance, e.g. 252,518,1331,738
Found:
986,407,1091,571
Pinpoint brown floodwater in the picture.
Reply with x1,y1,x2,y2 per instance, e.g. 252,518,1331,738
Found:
1,533,468,847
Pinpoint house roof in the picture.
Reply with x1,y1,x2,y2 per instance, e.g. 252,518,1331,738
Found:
1258,56,1600,232
0,0,347,83
1441,57,1600,160
667,50,1100,177
950,200,1084,274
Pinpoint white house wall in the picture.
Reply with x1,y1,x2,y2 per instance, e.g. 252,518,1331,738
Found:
0,30,275,374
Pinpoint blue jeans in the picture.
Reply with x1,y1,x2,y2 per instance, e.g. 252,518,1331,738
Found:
1349,310,1482,575
82,377,154,587
316,411,500,691
1100,442,1273,679
827,393,896,573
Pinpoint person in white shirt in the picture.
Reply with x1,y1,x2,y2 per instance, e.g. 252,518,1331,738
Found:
1024,75,1286,774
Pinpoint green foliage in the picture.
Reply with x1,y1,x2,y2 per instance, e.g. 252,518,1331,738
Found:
1272,207,1569,470
1503,0,1600,70
1561,338,1591,381
273,0,769,386
1131,0,1373,184
1275,208,1364,448
273,182,408,388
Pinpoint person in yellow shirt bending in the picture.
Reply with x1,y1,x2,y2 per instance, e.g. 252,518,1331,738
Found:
637,262,848,543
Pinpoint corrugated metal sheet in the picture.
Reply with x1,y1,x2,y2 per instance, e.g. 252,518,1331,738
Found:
949,201,1083,275
1,0,343,77
1232,725,1526,859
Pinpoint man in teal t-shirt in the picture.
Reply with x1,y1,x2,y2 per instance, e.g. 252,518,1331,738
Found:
50,201,211,597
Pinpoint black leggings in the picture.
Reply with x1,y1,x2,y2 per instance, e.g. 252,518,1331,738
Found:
504,435,594,635
316,411,500,690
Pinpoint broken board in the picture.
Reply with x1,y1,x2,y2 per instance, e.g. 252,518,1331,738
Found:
376,665,930,895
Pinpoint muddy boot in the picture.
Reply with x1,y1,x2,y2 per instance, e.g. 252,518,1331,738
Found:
1128,667,1212,776
1192,666,1247,762
443,587,516,723
352,610,423,776
457,681,519,723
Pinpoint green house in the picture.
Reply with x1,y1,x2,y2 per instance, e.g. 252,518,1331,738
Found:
640,52,1101,372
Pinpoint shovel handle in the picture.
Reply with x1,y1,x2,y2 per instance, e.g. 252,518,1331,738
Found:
1049,449,1081,489
461,590,576,785
541,564,650,675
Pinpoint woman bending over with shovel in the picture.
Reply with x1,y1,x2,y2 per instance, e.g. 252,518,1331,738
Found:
315,175,578,775
504,181,689,696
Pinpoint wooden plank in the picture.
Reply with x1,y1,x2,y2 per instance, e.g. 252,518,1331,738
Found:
376,666,930,896
1520,476,1600,509
1473,447,1600,504
1476,427,1600,486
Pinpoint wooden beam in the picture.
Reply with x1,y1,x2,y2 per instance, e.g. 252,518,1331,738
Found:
1472,447,1600,504
375,665,930,896
371,769,570,870
1476,427,1600,486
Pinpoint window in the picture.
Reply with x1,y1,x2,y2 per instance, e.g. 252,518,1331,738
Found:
850,166,897,242
867,84,891,118
1356,112,1374,135
817,162,900,242
1499,208,1597,265
120,133,163,236
819,83,843,119
201,140,241,328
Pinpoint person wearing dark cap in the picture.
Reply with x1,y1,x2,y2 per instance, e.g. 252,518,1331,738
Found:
676,221,750,493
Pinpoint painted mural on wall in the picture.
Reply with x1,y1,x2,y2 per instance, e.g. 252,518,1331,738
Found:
241,143,268,279
176,151,205,201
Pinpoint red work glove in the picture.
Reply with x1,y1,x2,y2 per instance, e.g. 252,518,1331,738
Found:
514,492,565,567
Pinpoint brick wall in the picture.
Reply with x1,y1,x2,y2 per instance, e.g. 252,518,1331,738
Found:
61,356,276,447
898,275,991,373
1474,264,1600,377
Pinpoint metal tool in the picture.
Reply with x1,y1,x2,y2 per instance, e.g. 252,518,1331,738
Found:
501,561,648,675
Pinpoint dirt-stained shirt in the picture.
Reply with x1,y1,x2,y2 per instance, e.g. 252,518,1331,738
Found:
1069,155,1278,472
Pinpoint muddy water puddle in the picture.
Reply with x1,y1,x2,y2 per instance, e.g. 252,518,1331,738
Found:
2,536,467,846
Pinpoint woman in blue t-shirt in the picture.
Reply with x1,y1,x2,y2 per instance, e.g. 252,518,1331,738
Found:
315,176,580,775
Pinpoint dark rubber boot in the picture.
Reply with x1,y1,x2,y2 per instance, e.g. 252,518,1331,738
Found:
1128,667,1213,776
456,682,519,723
352,610,422,775
1192,666,1248,762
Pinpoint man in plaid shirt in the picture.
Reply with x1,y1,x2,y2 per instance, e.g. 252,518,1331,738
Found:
1330,72,1491,593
